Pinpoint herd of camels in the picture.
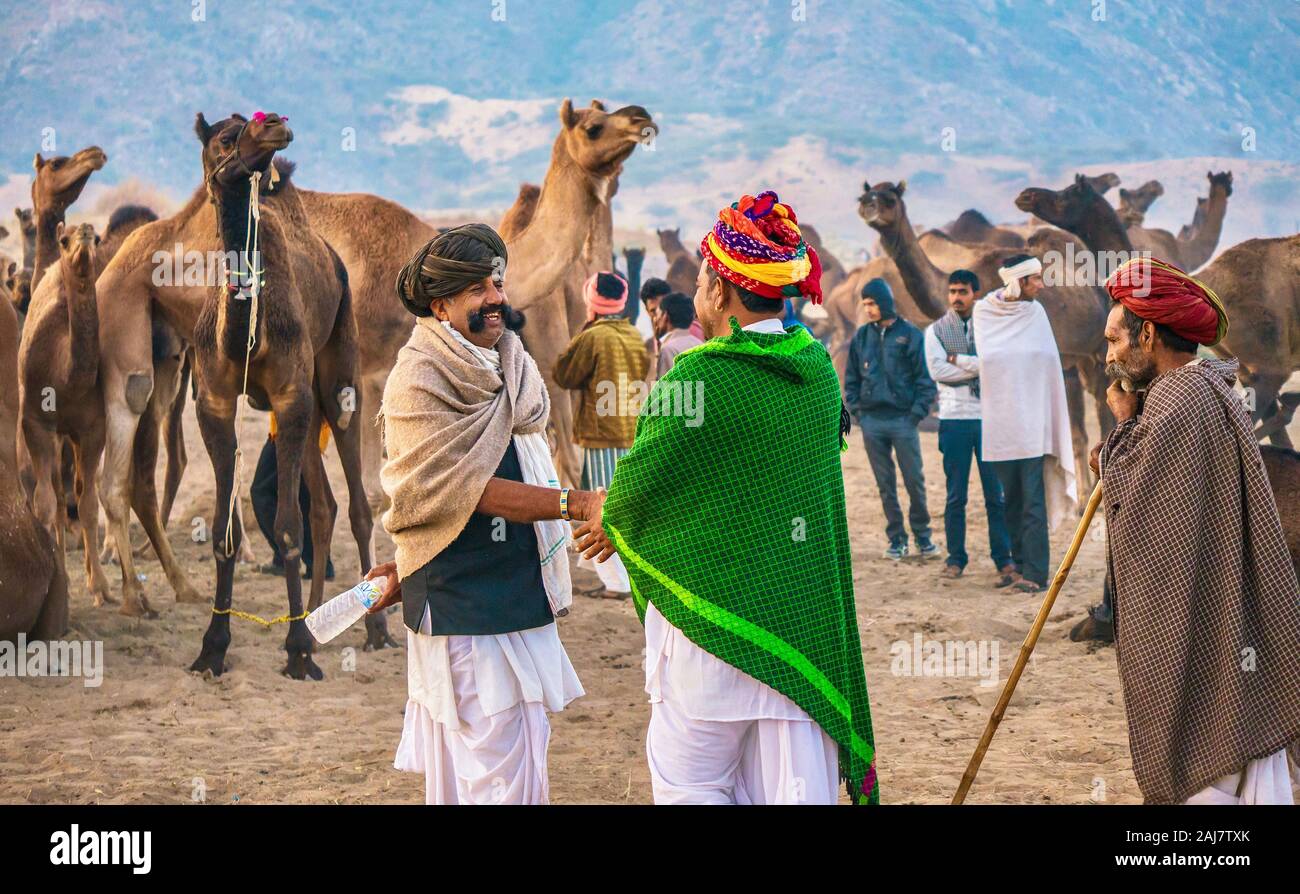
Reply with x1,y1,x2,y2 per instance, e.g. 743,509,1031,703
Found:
1,98,1297,679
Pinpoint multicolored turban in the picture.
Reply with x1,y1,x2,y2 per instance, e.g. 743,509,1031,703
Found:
1105,256,1228,346
701,190,823,304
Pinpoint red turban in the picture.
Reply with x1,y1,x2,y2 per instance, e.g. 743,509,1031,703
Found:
1104,257,1228,346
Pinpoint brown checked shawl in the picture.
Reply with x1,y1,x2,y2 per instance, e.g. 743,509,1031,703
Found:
1100,357,1300,803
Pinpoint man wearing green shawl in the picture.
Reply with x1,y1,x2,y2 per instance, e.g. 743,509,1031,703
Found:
582,191,878,804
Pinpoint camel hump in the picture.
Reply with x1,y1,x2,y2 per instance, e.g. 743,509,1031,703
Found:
954,209,992,227
105,204,159,239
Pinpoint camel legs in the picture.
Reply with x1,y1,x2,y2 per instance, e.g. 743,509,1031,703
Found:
160,347,191,528
299,407,337,615
189,390,241,676
359,370,388,514
1247,371,1294,448
266,391,322,681
71,428,115,607
130,384,206,604
1062,366,1094,491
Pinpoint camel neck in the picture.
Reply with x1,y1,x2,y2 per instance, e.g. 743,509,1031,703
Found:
33,209,64,290
212,177,264,363
58,253,101,391
1180,188,1228,265
524,141,605,254
877,218,948,320
1075,200,1133,256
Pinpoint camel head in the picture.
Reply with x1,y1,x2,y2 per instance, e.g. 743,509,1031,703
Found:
55,221,99,285
31,145,107,217
1086,172,1121,196
195,111,294,191
14,208,34,239
656,227,683,254
1117,180,1164,227
623,245,645,264
858,179,908,233
556,99,657,184
1015,173,1112,233
1208,170,1233,197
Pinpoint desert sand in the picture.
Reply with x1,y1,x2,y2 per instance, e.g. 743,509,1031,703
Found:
2,395,1295,806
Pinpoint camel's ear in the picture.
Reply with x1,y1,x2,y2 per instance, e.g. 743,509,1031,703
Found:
896,179,907,196
590,99,607,112
33,153,44,171
559,99,577,130
194,113,213,144
55,221,66,247
0,225,7,241
862,180,871,193
230,113,248,123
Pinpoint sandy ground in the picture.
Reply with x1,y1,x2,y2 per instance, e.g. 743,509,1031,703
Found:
2,395,1296,806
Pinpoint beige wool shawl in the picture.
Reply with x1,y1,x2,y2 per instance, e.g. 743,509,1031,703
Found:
378,317,549,581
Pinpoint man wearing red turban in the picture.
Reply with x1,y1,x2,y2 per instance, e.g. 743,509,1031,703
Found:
1091,256,1300,804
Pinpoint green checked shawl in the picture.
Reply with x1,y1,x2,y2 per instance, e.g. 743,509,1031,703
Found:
603,317,878,804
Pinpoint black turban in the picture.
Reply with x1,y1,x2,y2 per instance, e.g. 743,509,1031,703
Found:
396,223,508,318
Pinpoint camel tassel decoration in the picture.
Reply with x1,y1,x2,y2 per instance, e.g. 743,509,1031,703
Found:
952,480,1105,804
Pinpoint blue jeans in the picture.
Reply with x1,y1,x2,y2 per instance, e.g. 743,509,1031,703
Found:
860,414,931,546
989,456,1050,586
938,420,1012,570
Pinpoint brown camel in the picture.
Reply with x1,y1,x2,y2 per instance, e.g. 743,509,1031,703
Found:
942,209,1026,248
1260,445,1300,578
17,222,119,607
499,182,540,241
505,100,656,485
1015,174,1300,447
16,208,37,270
30,147,107,291
657,227,699,296
95,112,380,674
0,275,69,642
1117,180,1164,227
1176,171,1232,270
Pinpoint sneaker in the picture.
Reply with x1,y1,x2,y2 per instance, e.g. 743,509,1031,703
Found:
916,541,941,560
883,542,909,561
940,564,963,579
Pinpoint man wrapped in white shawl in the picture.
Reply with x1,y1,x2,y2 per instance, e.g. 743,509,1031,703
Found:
364,224,613,804
973,255,1078,592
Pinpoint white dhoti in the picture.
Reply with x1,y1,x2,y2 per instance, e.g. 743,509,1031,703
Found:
1182,749,1300,805
642,603,839,805
394,618,584,805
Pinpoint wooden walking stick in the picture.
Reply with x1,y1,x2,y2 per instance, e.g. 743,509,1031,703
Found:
951,480,1105,804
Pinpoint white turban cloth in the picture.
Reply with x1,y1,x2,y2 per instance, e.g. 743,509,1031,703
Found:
998,257,1044,299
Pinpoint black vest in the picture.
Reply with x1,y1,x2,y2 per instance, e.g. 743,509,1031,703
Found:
401,442,554,636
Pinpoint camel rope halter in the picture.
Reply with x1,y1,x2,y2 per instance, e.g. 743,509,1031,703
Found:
220,167,265,560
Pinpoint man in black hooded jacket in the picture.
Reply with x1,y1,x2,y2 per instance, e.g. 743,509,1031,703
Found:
844,278,938,560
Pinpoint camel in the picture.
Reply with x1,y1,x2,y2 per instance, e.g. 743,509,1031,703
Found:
502,100,656,485
1015,173,1300,447
856,179,1115,483
1119,173,1232,272
30,147,107,291
1175,171,1232,271
94,111,380,674
499,182,540,241
16,208,37,268
622,245,645,324
0,274,69,642
942,210,1025,248
657,227,698,296
1117,180,1163,227
17,221,123,609
1260,445,1300,577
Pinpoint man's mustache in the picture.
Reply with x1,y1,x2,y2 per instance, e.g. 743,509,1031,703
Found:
467,302,526,333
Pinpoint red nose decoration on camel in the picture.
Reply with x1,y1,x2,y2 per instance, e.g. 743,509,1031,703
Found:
250,111,287,124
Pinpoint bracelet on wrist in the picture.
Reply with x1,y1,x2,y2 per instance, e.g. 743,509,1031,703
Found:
560,487,571,521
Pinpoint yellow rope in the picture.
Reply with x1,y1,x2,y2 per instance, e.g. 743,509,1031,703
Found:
211,606,309,628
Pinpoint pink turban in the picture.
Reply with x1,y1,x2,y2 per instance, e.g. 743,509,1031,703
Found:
584,271,628,321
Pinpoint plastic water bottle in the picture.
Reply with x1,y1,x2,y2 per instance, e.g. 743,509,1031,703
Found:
305,579,385,644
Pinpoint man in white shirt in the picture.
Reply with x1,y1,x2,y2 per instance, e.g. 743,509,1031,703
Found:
923,270,1014,581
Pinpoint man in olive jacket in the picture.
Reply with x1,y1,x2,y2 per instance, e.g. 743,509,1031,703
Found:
844,278,938,560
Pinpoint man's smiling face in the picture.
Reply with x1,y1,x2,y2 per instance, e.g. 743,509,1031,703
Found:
435,274,514,349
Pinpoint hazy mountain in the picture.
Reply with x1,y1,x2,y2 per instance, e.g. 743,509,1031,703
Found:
2,0,1296,265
